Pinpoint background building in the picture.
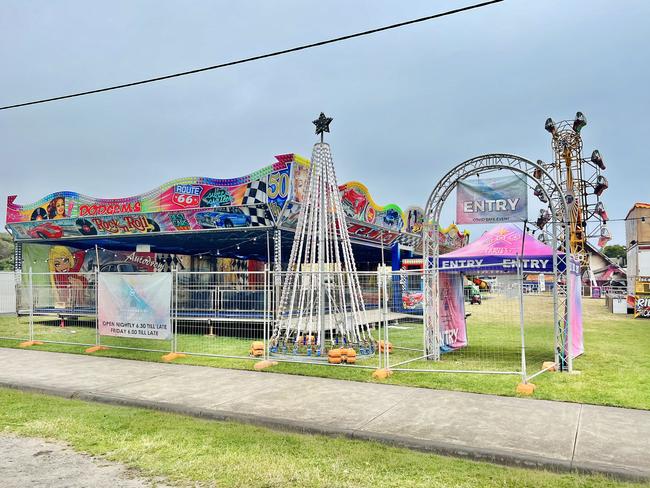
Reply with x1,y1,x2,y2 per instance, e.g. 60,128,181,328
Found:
625,203,650,308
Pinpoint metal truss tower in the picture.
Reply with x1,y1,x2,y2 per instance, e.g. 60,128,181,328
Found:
541,113,609,267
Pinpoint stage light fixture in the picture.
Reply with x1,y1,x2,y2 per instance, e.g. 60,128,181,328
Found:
573,112,587,133
594,175,608,196
598,225,612,247
536,209,551,229
595,201,609,221
534,185,548,203
544,118,556,134
591,150,606,170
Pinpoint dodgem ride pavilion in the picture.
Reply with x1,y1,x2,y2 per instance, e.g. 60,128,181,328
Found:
6,153,468,285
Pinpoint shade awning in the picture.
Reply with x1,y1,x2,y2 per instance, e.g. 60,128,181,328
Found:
437,224,573,274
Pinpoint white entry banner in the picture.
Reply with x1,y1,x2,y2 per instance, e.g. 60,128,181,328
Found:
98,273,172,340
456,175,528,224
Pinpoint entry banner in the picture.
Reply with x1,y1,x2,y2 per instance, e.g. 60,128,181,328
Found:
456,176,527,224
98,273,172,339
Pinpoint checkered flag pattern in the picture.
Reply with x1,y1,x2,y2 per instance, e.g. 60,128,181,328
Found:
242,180,267,205
240,205,273,227
397,232,421,248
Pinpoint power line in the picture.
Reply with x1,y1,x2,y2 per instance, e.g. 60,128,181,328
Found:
0,0,504,111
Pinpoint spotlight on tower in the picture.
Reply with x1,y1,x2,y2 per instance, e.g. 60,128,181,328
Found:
534,185,548,203
594,175,608,196
536,209,551,229
544,118,556,134
591,150,606,170
573,112,587,133
598,225,612,248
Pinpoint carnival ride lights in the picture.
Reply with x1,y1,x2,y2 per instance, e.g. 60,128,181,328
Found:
538,111,611,263
536,209,552,229
534,184,548,203
269,113,373,360
598,224,612,247
591,150,606,170
594,175,609,197
572,111,587,133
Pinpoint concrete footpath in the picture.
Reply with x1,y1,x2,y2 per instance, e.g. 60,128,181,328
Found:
1,348,648,481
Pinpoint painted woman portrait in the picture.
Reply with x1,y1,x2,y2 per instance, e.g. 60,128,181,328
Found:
47,197,66,219
48,246,88,305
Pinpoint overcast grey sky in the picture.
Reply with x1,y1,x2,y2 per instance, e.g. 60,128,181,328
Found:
1,0,648,245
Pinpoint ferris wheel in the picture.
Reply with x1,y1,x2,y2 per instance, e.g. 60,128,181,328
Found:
534,112,610,268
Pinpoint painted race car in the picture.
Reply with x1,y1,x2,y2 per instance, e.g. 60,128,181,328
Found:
341,187,367,215
27,222,63,239
195,208,251,229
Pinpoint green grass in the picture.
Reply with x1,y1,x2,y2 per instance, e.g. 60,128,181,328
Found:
0,387,644,488
1,297,649,409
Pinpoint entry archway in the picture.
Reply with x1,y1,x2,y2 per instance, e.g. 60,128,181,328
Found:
422,154,574,371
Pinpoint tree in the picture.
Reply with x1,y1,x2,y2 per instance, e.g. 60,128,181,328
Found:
603,244,626,260
0,233,14,271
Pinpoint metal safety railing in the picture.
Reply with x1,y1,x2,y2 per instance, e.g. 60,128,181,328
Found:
0,266,568,383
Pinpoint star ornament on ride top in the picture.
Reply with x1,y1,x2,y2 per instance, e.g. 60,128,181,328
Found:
312,112,333,141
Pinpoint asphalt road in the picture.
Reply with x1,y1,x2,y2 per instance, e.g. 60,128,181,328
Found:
0,434,172,488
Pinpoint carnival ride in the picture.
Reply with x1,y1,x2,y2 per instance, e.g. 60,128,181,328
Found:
538,112,610,266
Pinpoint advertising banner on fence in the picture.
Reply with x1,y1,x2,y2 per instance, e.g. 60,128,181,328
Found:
439,273,468,351
456,176,527,224
634,295,650,318
569,271,584,357
98,273,172,340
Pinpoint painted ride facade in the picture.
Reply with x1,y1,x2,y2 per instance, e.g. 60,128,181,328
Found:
6,153,469,274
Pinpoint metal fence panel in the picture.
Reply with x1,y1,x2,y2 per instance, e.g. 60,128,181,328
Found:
385,266,556,379
1,266,560,380
29,272,97,347
0,272,27,341
174,270,270,359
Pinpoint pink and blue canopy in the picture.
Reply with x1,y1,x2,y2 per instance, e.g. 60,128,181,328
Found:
438,224,576,274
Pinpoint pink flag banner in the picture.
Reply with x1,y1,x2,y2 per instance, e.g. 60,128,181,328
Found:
439,273,468,351
569,268,585,358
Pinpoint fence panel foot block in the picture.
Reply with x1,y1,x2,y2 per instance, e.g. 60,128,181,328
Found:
516,382,536,395
161,352,187,362
85,346,110,354
253,360,278,371
542,361,557,372
372,369,393,380
18,341,43,348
